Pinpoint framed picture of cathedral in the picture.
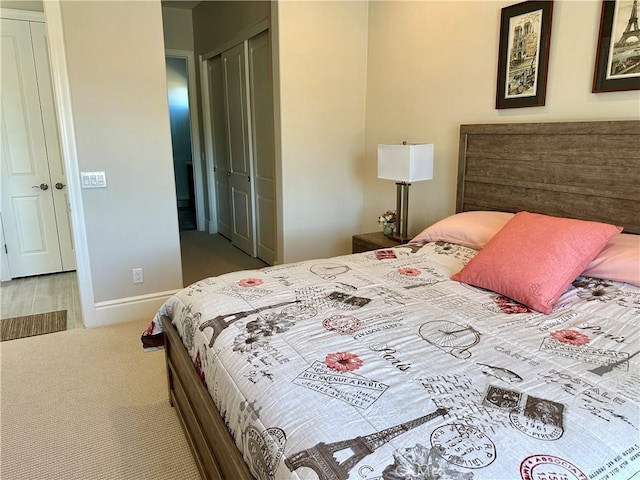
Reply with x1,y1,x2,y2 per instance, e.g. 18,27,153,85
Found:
495,1,554,109
593,0,640,92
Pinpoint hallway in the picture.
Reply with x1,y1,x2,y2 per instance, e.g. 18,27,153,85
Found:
0,231,266,329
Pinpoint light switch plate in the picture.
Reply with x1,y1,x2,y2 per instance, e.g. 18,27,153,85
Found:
80,171,107,188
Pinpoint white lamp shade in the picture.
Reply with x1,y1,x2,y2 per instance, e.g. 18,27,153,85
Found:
377,143,434,182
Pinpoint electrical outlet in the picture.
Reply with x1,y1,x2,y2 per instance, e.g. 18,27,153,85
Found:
132,268,144,284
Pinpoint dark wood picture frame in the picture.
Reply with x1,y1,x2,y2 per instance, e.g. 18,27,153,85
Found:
496,1,554,109
592,0,640,93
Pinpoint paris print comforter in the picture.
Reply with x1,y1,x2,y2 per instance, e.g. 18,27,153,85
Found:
149,241,640,480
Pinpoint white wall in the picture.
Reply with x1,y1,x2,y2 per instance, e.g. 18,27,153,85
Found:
364,0,640,237
57,0,183,325
30,0,638,327
275,0,369,262
0,0,42,12
162,6,193,51
193,0,269,51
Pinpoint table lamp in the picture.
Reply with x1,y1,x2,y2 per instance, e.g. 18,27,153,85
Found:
378,142,434,241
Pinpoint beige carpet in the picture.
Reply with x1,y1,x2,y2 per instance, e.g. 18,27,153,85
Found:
0,319,201,480
180,231,268,287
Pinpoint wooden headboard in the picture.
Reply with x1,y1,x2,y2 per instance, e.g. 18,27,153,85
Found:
457,121,640,234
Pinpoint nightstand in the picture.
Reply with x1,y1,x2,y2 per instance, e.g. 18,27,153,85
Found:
352,232,404,253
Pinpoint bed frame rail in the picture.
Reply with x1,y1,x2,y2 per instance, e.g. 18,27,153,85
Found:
162,316,253,480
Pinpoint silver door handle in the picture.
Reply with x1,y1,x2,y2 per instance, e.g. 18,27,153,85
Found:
32,183,49,191
55,183,66,190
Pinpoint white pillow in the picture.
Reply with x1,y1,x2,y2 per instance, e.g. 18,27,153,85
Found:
411,211,514,250
581,233,640,286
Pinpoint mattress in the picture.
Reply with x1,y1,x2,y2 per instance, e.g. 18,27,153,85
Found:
150,241,640,480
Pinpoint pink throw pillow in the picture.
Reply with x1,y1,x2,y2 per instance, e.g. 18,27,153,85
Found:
581,233,640,286
451,212,622,314
411,211,514,250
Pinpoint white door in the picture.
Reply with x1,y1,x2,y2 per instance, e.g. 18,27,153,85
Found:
222,43,256,257
248,31,276,265
0,18,74,278
209,56,232,239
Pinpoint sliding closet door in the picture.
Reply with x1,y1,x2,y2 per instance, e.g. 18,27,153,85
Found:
208,56,232,239
222,43,256,257
205,29,276,263
248,31,276,265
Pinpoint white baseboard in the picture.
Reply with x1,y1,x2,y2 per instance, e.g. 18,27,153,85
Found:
91,289,180,328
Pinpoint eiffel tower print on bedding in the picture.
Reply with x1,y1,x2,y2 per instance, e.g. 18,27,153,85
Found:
145,231,640,480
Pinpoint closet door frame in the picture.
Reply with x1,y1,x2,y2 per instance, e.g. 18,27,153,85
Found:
0,4,97,328
0,8,75,278
248,30,276,265
199,18,276,261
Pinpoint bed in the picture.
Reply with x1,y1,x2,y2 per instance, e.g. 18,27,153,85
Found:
144,120,640,480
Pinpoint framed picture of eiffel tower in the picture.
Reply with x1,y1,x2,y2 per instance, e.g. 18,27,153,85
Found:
593,0,640,92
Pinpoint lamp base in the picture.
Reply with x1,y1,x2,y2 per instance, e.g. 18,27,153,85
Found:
388,233,411,243
395,182,411,242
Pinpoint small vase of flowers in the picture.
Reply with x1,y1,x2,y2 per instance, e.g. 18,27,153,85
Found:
378,210,396,236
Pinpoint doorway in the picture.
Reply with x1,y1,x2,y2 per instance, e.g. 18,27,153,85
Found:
1,15,75,279
166,56,195,231
165,50,203,233
0,9,81,329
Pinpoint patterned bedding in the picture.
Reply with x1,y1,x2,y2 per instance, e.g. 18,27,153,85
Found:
148,241,640,480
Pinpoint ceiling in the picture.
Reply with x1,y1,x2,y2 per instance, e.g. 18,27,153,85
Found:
161,0,201,10
0,0,200,13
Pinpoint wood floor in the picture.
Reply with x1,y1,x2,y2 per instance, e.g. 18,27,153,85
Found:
0,271,82,329
0,232,267,329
